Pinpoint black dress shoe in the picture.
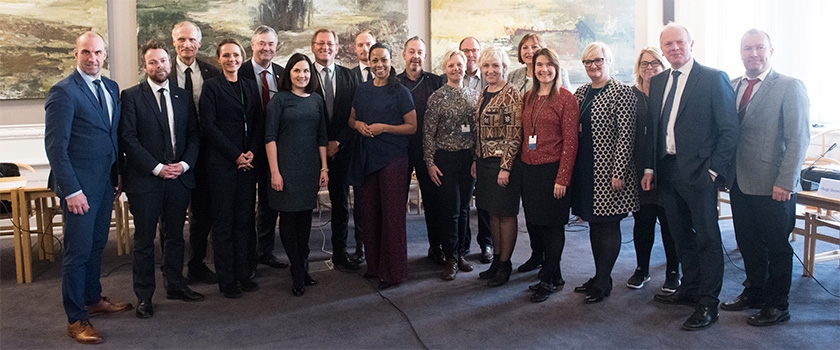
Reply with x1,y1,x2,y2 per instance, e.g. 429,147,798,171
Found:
292,287,305,296
135,299,153,319
188,264,218,284
304,275,318,286
584,286,610,304
480,246,493,264
654,290,699,307
222,286,243,299
332,256,361,272
574,278,594,293
241,280,259,292
166,288,205,302
682,304,719,331
720,294,764,311
531,282,554,303
258,255,289,269
747,307,790,326
517,256,543,272
349,248,365,264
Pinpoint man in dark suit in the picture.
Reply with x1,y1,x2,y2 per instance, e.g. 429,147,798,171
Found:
168,21,221,285
720,29,809,327
311,28,362,271
120,40,206,319
239,25,288,272
45,31,132,344
350,30,375,84
642,23,739,331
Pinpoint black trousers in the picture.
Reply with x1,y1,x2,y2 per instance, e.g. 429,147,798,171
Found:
129,179,191,300
431,150,474,258
328,149,362,258
589,221,622,292
730,180,795,309
469,208,493,251
659,156,724,308
277,210,313,289
532,224,565,284
409,148,439,252
209,166,257,290
632,203,679,274
255,169,280,261
188,156,213,270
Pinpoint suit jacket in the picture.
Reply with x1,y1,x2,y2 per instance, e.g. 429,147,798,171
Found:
45,70,121,198
167,58,220,88
314,64,358,149
350,65,373,84
647,60,740,187
730,69,810,195
119,81,200,193
239,60,285,105
198,75,265,168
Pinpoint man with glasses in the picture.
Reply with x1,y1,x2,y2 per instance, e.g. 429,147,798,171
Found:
642,23,739,331
239,25,289,273
310,28,362,271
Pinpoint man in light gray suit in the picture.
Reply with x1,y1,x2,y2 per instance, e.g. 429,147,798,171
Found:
720,29,810,327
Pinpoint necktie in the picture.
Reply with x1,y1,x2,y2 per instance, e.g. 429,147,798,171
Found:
738,78,760,122
323,67,334,120
260,70,271,111
659,70,681,158
159,88,176,162
92,79,104,109
184,67,194,97
365,66,371,82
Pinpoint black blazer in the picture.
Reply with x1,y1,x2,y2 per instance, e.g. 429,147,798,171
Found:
314,64,358,149
119,81,200,193
239,60,285,103
350,65,371,84
198,75,265,168
167,58,220,88
647,60,739,186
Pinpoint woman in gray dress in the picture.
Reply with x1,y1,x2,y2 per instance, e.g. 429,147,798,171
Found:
265,53,329,297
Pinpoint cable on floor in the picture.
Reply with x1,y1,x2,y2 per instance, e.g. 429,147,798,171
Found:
366,277,430,350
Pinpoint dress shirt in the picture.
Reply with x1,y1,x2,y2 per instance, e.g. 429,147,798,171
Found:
313,61,337,96
736,67,771,111
76,66,113,122
175,57,204,107
147,78,190,176
250,58,278,99
463,70,483,91
358,62,371,82
662,58,694,155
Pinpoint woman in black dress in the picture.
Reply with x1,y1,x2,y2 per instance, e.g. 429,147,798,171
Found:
265,53,329,296
199,39,264,298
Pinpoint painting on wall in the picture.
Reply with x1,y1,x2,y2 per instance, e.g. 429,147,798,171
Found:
137,0,408,76
0,0,108,100
431,0,635,84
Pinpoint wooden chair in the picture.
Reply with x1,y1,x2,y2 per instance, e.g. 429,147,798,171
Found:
407,170,422,214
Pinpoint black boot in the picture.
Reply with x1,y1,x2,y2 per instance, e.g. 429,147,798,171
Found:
487,261,512,287
479,255,501,280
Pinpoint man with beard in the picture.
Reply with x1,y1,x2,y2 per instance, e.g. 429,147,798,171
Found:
120,40,205,319
351,30,376,84
239,25,289,272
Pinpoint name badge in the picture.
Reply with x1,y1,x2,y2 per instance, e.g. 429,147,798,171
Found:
461,124,470,133
528,135,537,150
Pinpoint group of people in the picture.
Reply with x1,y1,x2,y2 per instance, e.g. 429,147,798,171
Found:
44,20,809,345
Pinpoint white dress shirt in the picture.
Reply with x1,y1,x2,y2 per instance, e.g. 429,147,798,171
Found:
313,61,337,95
250,58,278,99
175,57,204,108
147,78,190,176
358,62,371,82
662,58,695,155
736,67,771,111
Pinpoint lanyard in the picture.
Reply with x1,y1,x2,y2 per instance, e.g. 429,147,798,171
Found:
520,77,529,94
239,87,248,136
579,80,610,116
529,94,549,135
410,74,426,92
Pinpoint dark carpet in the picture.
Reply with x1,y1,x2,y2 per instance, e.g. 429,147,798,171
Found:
1,206,839,349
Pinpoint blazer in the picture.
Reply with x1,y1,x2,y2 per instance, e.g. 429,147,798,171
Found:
314,64,358,149
647,60,740,187
44,70,121,198
730,69,810,195
198,75,265,168
119,81,200,193
238,60,285,104
350,65,369,84
167,58,220,88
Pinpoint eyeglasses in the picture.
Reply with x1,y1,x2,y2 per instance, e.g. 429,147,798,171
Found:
639,60,662,68
582,57,605,67
461,49,480,54
312,41,336,48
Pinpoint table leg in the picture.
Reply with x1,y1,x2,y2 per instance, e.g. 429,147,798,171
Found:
10,189,24,284
19,190,33,283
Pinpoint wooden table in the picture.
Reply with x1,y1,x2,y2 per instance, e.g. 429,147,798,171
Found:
1,187,26,283
796,191,840,276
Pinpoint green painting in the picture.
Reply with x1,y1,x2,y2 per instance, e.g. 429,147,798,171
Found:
431,0,635,83
0,0,108,99
137,0,408,75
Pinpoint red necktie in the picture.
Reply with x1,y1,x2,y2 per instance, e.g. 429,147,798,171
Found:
738,78,760,122
260,70,270,111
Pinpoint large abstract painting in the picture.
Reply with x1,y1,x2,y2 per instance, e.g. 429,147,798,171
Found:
0,0,108,100
137,0,408,76
431,0,635,84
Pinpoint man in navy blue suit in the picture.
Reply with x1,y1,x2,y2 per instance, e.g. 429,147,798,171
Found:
119,40,205,319
643,23,739,331
45,31,132,344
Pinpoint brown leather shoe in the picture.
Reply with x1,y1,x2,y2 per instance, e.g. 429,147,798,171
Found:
458,256,474,272
441,258,458,280
67,320,103,344
86,297,132,317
